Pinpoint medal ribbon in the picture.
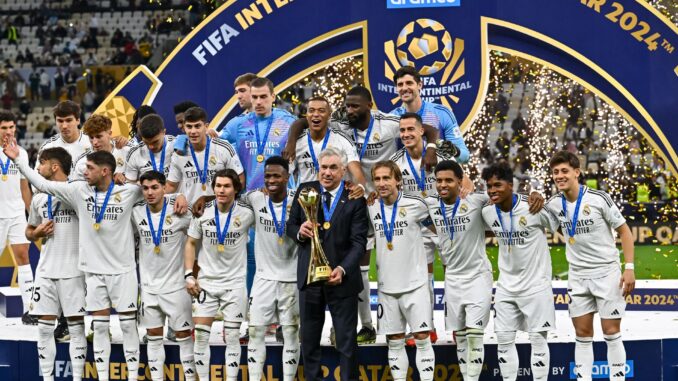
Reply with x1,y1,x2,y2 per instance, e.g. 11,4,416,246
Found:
495,194,517,250
380,193,400,246
320,181,344,225
353,116,375,160
94,181,115,227
145,200,167,249
148,138,166,173
269,196,288,240
47,195,61,220
307,129,331,172
0,156,10,178
562,185,585,241
252,114,275,158
405,143,427,194
215,202,235,246
439,197,460,241
189,137,211,190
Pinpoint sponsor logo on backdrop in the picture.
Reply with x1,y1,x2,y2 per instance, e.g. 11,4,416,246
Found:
569,360,634,379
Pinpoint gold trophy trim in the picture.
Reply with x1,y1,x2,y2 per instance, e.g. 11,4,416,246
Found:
298,187,332,284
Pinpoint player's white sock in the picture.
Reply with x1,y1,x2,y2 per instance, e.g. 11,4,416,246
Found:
496,331,518,381
37,319,56,381
193,324,212,380
67,320,86,381
146,335,165,380
415,337,435,381
282,325,300,381
574,336,594,380
176,335,196,381
17,264,34,312
466,328,485,380
604,332,626,381
358,266,373,330
455,330,468,379
387,338,409,381
223,325,242,381
247,326,266,381
529,332,549,380
119,315,140,381
92,316,111,381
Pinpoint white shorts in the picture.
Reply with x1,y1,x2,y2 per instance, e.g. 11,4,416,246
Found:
444,271,493,331
0,216,30,246
30,276,86,317
494,286,555,333
85,271,139,312
193,284,247,321
249,277,299,326
568,269,626,319
140,288,194,331
377,284,433,335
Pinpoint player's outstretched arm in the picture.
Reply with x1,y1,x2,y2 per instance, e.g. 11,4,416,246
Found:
617,223,635,296
527,191,545,214
422,123,439,172
281,119,308,162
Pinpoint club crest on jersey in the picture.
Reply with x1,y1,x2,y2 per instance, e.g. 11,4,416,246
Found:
519,216,527,227
274,127,281,136
116,157,124,167
398,208,407,218
114,192,122,203
209,155,217,166
459,203,468,213
165,215,173,225
234,216,242,227
583,204,591,216
373,133,381,141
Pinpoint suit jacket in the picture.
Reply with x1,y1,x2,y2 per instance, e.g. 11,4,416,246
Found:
287,181,368,298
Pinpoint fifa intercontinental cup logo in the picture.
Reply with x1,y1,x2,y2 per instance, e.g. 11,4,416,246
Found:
298,187,332,285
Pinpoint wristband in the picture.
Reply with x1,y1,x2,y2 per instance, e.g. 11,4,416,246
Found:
624,263,635,270
426,143,437,150
184,270,194,279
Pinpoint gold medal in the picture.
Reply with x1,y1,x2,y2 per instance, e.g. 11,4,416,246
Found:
154,246,161,254
323,221,331,230
1,175,6,181
202,184,206,191
569,237,575,244
278,237,284,245
217,244,225,252
93,223,100,231
421,190,427,197
387,242,393,250
256,154,264,163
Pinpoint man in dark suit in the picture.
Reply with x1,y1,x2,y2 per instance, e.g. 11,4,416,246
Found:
287,147,368,381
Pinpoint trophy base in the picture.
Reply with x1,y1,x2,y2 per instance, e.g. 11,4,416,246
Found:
308,266,331,284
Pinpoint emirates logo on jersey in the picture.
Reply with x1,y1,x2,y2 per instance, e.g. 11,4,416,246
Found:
583,204,591,216
519,216,527,227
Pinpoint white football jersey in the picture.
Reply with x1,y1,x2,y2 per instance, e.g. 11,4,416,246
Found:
187,200,254,289
368,193,430,293
71,142,133,180
125,135,178,181
168,138,244,205
545,186,626,278
292,128,359,184
331,111,401,191
426,193,492,278
482,194,558,297
390,147,452,198
15,159,143,274
28,192,81,279
0,147,28,218
132,194,191,294
243,190,297,282
36,132,91,171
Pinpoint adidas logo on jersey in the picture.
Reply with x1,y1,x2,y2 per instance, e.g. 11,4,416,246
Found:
559,210,566,217
79,307,86,313
492,220,501,228
542,322,551,328
128,303,136,309
85,197,95,204
182,321,191,327
139,219,148,226
401,169,410,176
433,209,443,216
259,207,268,214
419,322,428,329
475,320,483,326
236,313,244,318
373,213,381,219
611,309,620,316
300,152,311,159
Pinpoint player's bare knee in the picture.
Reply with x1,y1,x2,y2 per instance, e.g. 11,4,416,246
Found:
40,315,57,321
66,316,84,322
11,244,29,264
91,309,110,316
119,311,136,317
174,330,192,339
601,319,621,336
413,331,429,340
147,327,164,337
387,333,405,341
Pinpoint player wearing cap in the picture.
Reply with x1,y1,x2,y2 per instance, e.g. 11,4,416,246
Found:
184,169,254,381
132,171,196,380
481,162,557,381
368,160,436,381
243,156,300,381
26,147,87,381
546,151,634,381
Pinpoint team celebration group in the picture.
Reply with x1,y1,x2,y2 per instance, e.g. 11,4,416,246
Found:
0,66,636,381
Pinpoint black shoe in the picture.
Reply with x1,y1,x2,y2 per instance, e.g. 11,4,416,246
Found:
54,318,70,342
21,312,38,325
356,326,376,345
167,327,177,342
275,326,283,344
